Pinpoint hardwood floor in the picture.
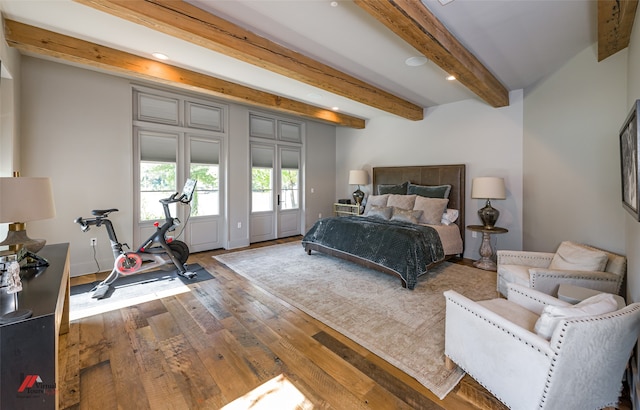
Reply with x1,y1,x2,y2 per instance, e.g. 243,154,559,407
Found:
59,238,623,409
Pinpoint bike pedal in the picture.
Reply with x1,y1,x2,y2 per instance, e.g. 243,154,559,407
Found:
92,283,110,299
179,271,197,280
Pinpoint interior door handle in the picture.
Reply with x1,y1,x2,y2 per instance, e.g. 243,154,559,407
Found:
277,194,281,206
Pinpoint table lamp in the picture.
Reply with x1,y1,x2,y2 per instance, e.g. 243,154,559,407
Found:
348,170,368,208
471,177,506,229
0,175,56,253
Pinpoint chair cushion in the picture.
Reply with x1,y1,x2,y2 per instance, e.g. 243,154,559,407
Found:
534,293,618,340
548,241,608,272
478,298,539,333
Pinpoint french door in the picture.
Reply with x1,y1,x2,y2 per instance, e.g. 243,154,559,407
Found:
133,86,227,252
250,143,302,242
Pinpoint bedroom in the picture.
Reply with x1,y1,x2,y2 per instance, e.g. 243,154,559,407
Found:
0,0,639,408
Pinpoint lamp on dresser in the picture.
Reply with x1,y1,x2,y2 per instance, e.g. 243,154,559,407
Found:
348,169,368,209
471,177,506,229
0,174,56,253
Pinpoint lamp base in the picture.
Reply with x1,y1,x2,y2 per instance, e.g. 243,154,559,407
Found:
0,223,46,253
478,200,500,229
352,187,364,207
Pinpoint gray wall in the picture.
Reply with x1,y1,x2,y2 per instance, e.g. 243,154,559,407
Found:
17,57,336,275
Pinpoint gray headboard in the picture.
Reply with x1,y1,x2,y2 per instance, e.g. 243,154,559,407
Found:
372,164,466,249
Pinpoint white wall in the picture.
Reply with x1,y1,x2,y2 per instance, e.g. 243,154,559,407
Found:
20,57,133,275
18,57,337,276
336,90,524,259
523,43,628,255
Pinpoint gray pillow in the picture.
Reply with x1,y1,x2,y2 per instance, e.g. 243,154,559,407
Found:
391,208,423,224
377,181,408,195
367,205,392,220
407,183,452,199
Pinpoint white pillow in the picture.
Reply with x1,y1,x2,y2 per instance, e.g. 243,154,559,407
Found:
363,194,389,215
441,209,459,225
413,196,448,225
534,293,618,340
548,241,608,272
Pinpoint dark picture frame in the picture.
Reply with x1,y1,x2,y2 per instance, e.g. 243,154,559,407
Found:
620,100,640,220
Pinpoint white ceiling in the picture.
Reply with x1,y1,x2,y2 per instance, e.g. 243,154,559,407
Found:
0,0,597,121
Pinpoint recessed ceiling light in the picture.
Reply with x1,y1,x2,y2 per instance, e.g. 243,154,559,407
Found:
405,56,428,67
446,75,456,81
331,106,340,111
152,52,169,60
330,1,338,7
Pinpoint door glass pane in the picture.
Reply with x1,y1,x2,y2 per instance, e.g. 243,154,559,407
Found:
280,149,299,210
139,133,177,221
251,145,274,212
190,139,220,216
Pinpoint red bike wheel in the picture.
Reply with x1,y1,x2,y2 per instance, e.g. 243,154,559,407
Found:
115,253,143,275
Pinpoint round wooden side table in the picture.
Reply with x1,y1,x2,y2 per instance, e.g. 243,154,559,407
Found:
466,225,508,271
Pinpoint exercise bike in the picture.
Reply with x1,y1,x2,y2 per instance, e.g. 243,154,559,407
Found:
74,179,198,299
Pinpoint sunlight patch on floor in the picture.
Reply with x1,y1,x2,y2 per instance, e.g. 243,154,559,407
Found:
69,285,190,321
222,374,313,410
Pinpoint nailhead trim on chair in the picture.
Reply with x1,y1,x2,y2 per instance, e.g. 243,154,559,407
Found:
530,273,621,294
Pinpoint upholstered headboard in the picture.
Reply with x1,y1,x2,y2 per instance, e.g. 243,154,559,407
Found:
372,164,466,248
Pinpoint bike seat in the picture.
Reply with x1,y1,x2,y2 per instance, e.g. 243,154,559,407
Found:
91,208,119,217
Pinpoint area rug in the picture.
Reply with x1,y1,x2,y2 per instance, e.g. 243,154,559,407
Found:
214,242,499,400
70,263,212,321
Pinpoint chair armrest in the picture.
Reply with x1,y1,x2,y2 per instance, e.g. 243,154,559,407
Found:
506,283,570,315
529,269,622,295
444,290,554,406
496,250,554,268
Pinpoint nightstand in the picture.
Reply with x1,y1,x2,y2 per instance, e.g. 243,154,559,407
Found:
333,202,359,216
466,225,508,271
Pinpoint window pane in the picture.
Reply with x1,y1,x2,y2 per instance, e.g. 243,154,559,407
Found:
281,169,299,210
190,139,220,217
140,161,176,221
252,167,273,212
190,164,219,216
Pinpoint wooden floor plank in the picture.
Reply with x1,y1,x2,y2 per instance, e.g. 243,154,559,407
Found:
78,361,116,410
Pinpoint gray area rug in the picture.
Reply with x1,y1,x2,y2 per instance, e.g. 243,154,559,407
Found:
214,242,498,399
70,263,212,321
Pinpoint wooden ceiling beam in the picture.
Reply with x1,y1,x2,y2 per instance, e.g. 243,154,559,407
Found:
354,0,509,108
598,0,638,62
3,19,365,129
73,0,424,121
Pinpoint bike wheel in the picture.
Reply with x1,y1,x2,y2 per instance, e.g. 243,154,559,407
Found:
115,252,143,275
169,241,189,265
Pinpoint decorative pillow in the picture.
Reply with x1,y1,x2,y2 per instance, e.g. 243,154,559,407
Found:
413,196,449,225
391,208,423,224
548,241,609,272
407,183,452,199
387,194,417,210
377,181,409,195
363,194,389,215
534,293,618,340
367,205,392,220
441,209,459,225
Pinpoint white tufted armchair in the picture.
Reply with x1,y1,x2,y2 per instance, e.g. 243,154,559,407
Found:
496,242,626,297
444,284,640,410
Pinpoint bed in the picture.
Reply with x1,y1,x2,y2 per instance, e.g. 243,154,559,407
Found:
302,164,465,289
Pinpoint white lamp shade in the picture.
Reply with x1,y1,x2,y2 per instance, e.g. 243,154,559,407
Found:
0,177,56,223
348,170,368,185
471,177,506,200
